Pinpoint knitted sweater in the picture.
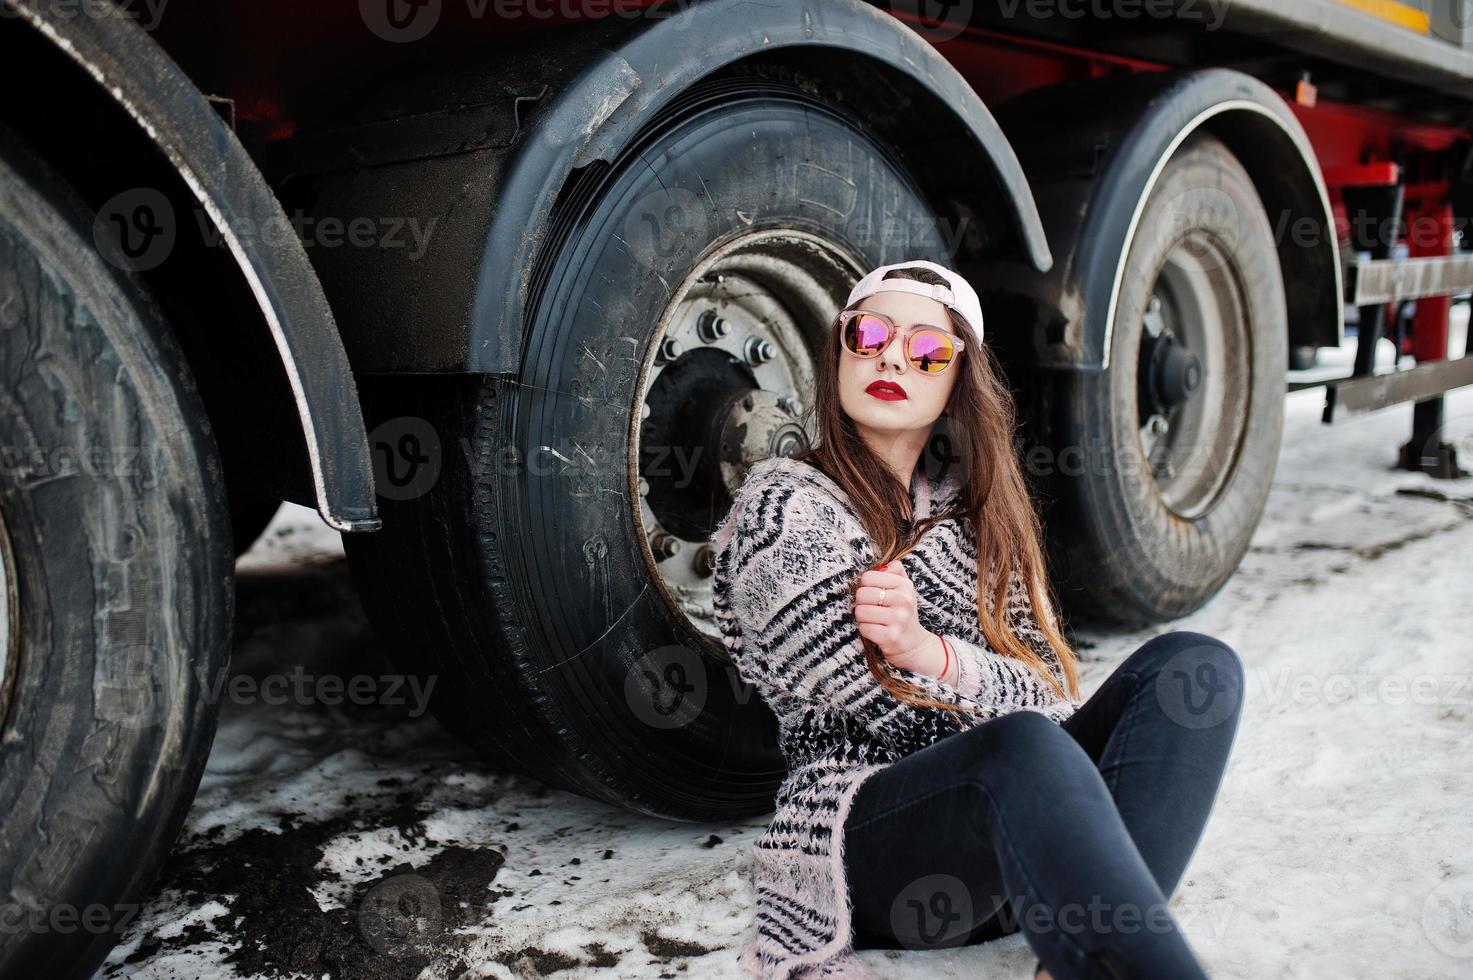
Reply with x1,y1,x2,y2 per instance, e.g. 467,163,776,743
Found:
710,455,1081,980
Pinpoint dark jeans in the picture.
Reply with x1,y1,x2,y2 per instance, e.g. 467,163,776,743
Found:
842,630,1244,979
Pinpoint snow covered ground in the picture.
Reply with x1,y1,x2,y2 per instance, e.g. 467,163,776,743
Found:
100,359,1473,980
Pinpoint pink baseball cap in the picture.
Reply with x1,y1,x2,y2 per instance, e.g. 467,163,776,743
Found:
843,259,984,343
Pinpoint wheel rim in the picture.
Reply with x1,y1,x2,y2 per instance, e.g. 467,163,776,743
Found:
631,229,862,640
0,503,15,732
1136,230,1251,520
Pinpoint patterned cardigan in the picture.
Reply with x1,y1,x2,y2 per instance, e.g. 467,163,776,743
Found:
710,455,1081,980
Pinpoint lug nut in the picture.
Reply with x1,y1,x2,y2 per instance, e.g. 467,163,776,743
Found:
656,337,683,364
775,431,805,456
745,337,774,365
651,532,682,561
697,310,730,343
695,544,715,577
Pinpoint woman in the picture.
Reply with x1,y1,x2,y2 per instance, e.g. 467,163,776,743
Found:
710,259,1244,980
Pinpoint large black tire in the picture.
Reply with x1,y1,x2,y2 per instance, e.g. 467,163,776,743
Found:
0,128,232,977
346,72,961,819
1048,132,1288,624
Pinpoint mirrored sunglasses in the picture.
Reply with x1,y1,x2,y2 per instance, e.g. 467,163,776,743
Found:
836,309,966,375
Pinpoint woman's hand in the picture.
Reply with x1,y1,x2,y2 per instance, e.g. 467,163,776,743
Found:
853,562,947,677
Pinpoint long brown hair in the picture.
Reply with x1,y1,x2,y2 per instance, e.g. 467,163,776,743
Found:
793,264,1081,718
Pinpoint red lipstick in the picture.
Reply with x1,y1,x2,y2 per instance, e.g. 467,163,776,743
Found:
865,380,907,401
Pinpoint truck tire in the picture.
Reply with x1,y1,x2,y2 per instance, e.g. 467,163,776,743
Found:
345,74,959,819
0,128,232,977
1049,132,1288,624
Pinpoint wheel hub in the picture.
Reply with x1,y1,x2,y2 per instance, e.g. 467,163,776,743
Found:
1139,329,1202,418
1134,231,1251,520
718,389,809,474
632,230,860,638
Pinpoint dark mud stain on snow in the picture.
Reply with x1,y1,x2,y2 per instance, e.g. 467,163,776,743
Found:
109,557,639,978
639,928,718,960
1352,519,1468,559
1292,516,1469,563
103,797,508,980
1395,486,1473,513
